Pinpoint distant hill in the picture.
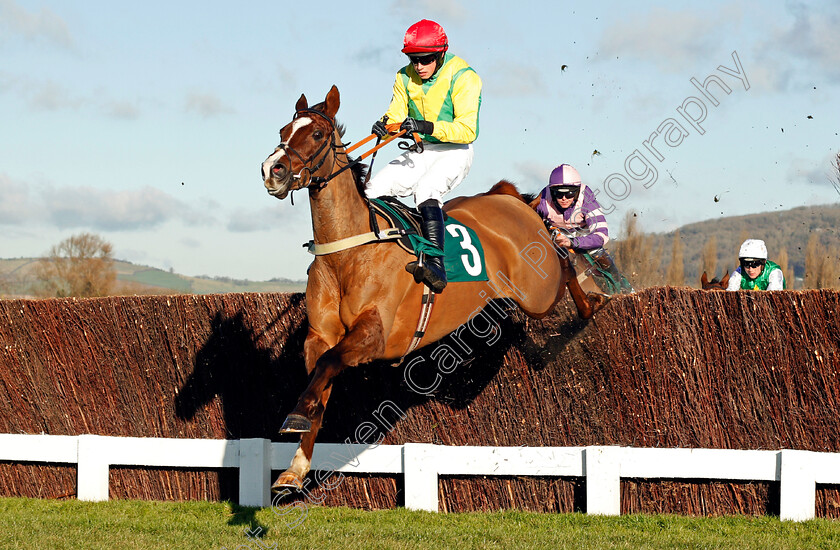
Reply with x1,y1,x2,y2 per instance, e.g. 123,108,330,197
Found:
0,258,306,298
3,202,838,297
637,203,840,285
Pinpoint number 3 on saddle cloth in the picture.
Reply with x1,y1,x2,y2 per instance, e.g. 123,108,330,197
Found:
370,197,488,283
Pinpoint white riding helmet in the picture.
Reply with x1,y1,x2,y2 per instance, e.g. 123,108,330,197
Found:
738,239,768,260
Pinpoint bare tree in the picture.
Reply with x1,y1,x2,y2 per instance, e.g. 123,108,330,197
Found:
701,236,718,282
805,233,840,289
34,233,117,297
666,230,685,286
776,247,792,289
831,151,840,197
613,211,664,289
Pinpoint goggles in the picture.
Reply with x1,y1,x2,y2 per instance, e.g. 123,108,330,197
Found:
408,53,438,66
740,258,765,269
550,186,579,200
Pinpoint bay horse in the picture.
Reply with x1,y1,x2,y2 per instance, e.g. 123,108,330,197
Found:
260,85,604,491
701,270,729,290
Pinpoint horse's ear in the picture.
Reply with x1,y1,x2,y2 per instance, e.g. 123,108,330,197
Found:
324,85,340,119
720,270,730,286
701,271,709,286
295,93,308,112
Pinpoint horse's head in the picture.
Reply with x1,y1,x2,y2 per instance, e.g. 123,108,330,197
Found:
701,270,729,290
261,85,342,200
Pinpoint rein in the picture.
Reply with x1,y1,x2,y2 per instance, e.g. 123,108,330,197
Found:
281,110,424,255
284,109,416,188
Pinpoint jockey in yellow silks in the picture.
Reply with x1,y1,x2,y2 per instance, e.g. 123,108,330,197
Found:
365,19,482,293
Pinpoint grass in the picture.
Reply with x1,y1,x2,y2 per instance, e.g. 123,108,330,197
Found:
1,498,840,549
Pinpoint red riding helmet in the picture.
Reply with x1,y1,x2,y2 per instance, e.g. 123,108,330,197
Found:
402,19,449,54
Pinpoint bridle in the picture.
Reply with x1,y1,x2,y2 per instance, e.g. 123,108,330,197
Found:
271,107,422,195
270,108,343,191
270,107,369,195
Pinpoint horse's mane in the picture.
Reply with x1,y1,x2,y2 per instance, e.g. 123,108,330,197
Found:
350,158,369,194
304,101,369,194
486,180,526,202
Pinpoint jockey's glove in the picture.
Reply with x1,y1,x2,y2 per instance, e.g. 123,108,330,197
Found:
400,118,434,136
371,120,388,138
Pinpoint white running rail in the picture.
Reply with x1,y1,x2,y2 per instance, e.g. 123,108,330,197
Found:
1,434,838,521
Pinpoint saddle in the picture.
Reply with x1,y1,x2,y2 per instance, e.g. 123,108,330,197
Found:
368,197,446,257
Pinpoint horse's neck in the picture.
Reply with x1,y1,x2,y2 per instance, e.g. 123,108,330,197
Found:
308,171,370,244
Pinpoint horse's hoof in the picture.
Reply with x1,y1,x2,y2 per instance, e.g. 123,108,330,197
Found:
587,292,611,313
279,414,312,433
271,471,305,493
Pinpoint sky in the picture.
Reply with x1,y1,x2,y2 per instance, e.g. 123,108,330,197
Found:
1,0,838,281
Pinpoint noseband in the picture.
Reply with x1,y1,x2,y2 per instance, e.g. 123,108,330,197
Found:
270,108,342,190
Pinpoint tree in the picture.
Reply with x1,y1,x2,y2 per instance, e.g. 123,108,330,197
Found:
805,233,840,289
701,236,718,282
776,247,792,289
613,211,663,289
666,230,685,286
831,151,840,197
34,233,117,297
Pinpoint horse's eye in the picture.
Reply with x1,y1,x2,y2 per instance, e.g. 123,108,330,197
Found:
313,130,324,140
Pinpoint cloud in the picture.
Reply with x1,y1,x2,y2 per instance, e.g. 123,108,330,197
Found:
789,151,840,190
0,72,89,112
484,62,546,97
754,3,840,90
0,173,38,223
599,7,738,72
226,203,309,233
184,92,234,118
102,100,141,120
44,186,215,230
0,0,74,49
27,79,85,111
227,207,285,233
0,178,214,231
390,0,467,23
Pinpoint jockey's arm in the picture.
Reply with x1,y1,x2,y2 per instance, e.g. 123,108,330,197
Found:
382,76,409,126
767,268,785,290
726,270,742,291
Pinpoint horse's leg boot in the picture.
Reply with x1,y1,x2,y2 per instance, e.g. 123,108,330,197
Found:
406,203,447,292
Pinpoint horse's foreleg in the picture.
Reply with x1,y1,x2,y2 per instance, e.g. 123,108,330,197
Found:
273,308,385,490
272,332,332,491
563,259,608,319
272,385,335,491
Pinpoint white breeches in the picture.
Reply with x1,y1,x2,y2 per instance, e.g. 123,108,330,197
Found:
364,142,474,206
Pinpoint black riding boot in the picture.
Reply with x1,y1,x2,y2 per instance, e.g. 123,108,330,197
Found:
406,202,447,292
591,248,635,294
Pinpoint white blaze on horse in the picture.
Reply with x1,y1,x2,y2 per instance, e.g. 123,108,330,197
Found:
260,85,604,491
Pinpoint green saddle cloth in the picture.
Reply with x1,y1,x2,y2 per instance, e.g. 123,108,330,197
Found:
368,198,487,283
441,216,488,283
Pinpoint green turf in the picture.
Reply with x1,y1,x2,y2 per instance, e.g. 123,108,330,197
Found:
1,498,839,549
